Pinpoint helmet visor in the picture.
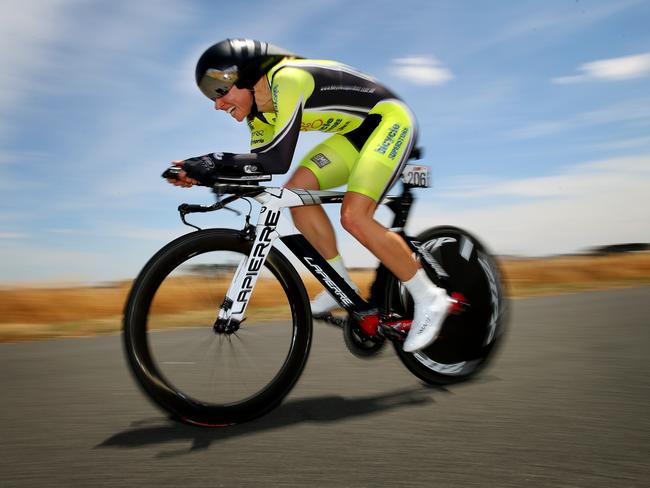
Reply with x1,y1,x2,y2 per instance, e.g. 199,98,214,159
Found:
198,67,239,100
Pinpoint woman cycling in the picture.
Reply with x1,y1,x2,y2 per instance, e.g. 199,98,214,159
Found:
167,38,450,352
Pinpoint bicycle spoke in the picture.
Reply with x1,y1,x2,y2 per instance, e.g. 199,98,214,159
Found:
124,228,312,425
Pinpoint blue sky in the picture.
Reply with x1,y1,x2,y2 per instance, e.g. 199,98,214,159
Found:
1,0,649,284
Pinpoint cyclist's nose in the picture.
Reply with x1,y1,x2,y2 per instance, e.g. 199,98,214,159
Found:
215,98,224,110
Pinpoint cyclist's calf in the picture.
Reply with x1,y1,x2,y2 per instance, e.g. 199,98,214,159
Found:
341,192,418,282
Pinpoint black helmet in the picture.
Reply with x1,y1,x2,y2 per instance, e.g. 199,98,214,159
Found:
195,38,300,100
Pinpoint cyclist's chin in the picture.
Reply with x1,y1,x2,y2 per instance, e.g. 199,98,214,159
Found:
230,109,249,122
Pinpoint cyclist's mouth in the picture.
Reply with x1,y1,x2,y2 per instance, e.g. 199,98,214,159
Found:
226,106,236,117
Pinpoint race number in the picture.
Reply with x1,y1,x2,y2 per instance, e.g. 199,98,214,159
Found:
401,164,430,188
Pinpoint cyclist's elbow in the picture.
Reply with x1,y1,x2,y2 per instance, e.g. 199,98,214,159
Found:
259,156,291,175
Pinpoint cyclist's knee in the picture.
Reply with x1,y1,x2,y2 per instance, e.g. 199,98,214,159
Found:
284,167,320,190
340,207,369,240
340,210,354,234
341,192,375,228
290,205,308,220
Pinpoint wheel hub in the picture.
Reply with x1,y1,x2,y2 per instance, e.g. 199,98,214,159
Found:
213,318,240,335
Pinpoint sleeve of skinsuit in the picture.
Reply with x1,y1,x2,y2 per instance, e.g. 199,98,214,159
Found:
247,114,276,152
210,67,315,174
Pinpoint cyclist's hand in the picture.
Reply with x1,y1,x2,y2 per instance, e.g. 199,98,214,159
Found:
164,160,199,188
181,153,223,186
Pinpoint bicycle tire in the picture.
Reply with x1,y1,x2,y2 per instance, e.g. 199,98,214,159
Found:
385,226,507,385
123,229,312,426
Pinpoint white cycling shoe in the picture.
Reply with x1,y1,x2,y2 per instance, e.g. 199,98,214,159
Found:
402,288,451,352
402,271,452,353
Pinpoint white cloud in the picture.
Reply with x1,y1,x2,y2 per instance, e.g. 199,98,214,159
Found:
0,243,108,284
0,232,28,239
390,56,453,86
457,0,643,58
0,150,48,165
442,155,649,200
591,135,650,151
409,155,650,256
553,52,650,84
0,0,74,134
0,0,194,140
106,225,184,243
572,155,650,173
508,97,650,139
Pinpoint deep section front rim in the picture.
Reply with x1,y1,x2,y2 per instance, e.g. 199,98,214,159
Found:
123,229,312,426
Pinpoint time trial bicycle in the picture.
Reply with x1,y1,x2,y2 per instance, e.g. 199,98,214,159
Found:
123,151,507,426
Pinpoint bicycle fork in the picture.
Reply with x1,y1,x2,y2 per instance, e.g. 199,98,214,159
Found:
214,206,282,332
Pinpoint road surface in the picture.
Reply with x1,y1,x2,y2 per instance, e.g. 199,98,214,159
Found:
1,287,649,487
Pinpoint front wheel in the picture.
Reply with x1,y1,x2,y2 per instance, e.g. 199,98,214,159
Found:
123,229,312,426
385,226,507,385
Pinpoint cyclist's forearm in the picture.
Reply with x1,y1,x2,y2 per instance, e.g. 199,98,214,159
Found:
216,147,296,174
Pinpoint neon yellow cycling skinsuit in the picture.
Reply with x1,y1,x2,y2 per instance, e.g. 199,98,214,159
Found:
246,58,418,201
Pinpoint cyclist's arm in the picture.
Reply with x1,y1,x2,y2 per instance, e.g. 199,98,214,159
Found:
247,67,314,171
247,113,276,153
200,68,314,175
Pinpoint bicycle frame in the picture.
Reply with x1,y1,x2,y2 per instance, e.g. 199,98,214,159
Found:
124,155,506,428
213,184,449,327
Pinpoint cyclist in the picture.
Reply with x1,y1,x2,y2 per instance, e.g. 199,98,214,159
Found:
167,38,451,352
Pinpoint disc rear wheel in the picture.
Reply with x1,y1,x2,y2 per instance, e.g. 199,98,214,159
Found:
387,226,507,385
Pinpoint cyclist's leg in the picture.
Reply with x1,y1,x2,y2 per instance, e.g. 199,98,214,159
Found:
342,99,419,281
341,100,450,351
284,134,357,260
341,191,417,281
285,135,361,313
284,167,338,259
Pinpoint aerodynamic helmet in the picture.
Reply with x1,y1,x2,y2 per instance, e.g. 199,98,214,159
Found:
195,38,300,100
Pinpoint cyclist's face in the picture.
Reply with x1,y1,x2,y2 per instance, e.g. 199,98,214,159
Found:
214,85,253,122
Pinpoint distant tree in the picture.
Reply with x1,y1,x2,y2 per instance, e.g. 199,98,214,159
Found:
185,263,238,277
589,243,649,255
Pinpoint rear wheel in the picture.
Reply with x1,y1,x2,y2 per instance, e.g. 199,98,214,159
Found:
386,226,507,385
123,229,312,426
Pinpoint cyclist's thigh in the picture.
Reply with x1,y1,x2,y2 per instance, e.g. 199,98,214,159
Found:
298,134,359,190
284,166,320,190
347,100,417,201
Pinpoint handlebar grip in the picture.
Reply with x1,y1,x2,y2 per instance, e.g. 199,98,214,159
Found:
178,203,214,214
162,166,182,180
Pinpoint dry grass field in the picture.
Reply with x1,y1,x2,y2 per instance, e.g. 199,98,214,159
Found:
1,252,649,342
501,252,650,295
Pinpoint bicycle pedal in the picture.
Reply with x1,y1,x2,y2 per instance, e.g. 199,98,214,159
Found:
313,312,347,328
449,292,470,314
312,312,332,321
378,323,408,342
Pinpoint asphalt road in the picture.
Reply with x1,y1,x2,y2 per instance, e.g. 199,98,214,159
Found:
1,287,649,487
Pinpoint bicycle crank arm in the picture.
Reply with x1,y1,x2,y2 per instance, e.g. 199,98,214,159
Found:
378,319,410,342
313,312,348,328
